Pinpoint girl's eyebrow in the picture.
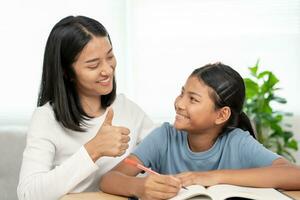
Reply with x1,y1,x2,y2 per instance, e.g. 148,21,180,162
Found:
189,91,202,97
182,86,201,97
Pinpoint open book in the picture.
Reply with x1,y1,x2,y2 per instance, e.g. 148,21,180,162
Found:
169,184,292,200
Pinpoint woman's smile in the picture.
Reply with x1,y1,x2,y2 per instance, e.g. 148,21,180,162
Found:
96,77,112,86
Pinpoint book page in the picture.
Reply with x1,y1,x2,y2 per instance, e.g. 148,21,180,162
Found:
207,184,292,200
169,185,211,200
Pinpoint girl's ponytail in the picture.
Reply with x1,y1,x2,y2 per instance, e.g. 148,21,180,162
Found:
238,112,256,139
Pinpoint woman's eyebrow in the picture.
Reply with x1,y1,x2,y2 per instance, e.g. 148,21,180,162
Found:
106,48,113,54
85,58,99,63
85,48,113,63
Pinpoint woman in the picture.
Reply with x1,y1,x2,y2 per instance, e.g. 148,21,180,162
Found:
17,15,155,200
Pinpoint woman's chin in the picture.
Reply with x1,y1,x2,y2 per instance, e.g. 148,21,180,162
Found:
98,87,113,96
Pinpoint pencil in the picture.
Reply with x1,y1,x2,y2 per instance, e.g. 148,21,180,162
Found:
124,158,188,190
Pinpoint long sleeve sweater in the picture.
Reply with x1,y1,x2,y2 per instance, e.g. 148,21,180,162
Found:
17,94,155,200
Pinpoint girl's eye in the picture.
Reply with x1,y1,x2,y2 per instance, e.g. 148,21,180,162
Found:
190,97,199,102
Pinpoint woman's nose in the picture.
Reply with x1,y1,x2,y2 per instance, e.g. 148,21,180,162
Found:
100,62,114,76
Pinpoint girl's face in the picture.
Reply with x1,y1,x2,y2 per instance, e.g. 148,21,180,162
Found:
174,76,220,133
72,36,116,99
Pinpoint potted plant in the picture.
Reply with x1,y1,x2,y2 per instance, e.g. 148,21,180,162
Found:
243,60,298,162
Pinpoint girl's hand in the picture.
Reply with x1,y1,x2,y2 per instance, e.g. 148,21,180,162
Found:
175,171,220,187
139,174,181,200
85,108,131,161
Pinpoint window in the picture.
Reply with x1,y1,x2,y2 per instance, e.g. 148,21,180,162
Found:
127,0,300,122
0,0,299,125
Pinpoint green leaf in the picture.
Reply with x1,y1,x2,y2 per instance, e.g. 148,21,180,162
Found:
267,72,279,88
258,71,271,79
273,115,283,123
244,78,259,99
262,102,272,113
281,149,296,163
270,123,283,133
283,131,293,141
286,139,298,150
249,60,259,77
272,96,287,104
261,81,272,94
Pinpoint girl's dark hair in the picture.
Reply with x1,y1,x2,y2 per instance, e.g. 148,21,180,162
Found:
38,16,116,132
191,62,256,138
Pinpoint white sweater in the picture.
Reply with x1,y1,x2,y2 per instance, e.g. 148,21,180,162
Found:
17,94,155,200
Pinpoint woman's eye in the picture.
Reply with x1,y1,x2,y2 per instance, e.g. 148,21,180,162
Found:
88,65,97,70
87,62,100,69
107,55,114,60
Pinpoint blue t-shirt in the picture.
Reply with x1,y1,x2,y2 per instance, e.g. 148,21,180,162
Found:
132,122,280,174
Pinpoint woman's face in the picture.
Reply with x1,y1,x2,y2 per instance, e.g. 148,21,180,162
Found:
174,76,219,133
72,36,116,99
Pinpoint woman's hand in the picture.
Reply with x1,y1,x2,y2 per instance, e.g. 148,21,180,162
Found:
175,171,220,187
138,174,181,200
84,108,130,161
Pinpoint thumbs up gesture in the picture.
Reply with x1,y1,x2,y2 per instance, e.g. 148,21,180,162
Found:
84,108,130,162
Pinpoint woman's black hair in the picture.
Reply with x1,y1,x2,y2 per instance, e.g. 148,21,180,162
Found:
191,62,256,138
38,16,116,132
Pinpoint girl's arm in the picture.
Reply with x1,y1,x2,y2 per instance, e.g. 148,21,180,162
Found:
176,158,300,190
100,155,181,199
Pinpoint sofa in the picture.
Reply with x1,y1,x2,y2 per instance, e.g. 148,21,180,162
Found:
0,126,27,200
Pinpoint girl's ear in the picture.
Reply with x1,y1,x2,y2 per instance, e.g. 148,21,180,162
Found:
215,106,231,125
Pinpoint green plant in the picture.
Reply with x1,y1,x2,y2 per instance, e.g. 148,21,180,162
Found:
243,60,298,162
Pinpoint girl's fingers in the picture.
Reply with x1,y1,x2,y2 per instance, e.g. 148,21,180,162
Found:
152,175,181,191
146,188,178,199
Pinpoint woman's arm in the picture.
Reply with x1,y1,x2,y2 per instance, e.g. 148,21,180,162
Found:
17,108,100,200
17,108,130,200
17,144,99,200
100,155,181,200
176,158,300,190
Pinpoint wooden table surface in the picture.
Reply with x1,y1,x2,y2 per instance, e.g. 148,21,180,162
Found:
60,192,127,200
61,191,300,200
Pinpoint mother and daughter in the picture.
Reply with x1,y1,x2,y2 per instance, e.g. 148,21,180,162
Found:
18,15,300,200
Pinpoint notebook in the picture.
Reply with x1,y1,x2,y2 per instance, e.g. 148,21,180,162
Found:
169,184,292,200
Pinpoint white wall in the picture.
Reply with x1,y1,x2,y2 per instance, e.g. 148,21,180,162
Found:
0,0,300,161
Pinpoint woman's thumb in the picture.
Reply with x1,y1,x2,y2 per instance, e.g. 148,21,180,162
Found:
103,107,114,126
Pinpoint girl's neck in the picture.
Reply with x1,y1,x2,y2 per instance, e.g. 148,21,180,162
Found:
80,95,104,117
187,127,221,152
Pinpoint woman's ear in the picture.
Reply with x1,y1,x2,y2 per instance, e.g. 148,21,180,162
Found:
215,106,231,125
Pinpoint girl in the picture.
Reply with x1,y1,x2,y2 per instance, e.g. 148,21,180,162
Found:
100,63,300,200
17,16,155,200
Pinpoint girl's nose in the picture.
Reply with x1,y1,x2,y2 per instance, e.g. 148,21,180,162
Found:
175,97,185,110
